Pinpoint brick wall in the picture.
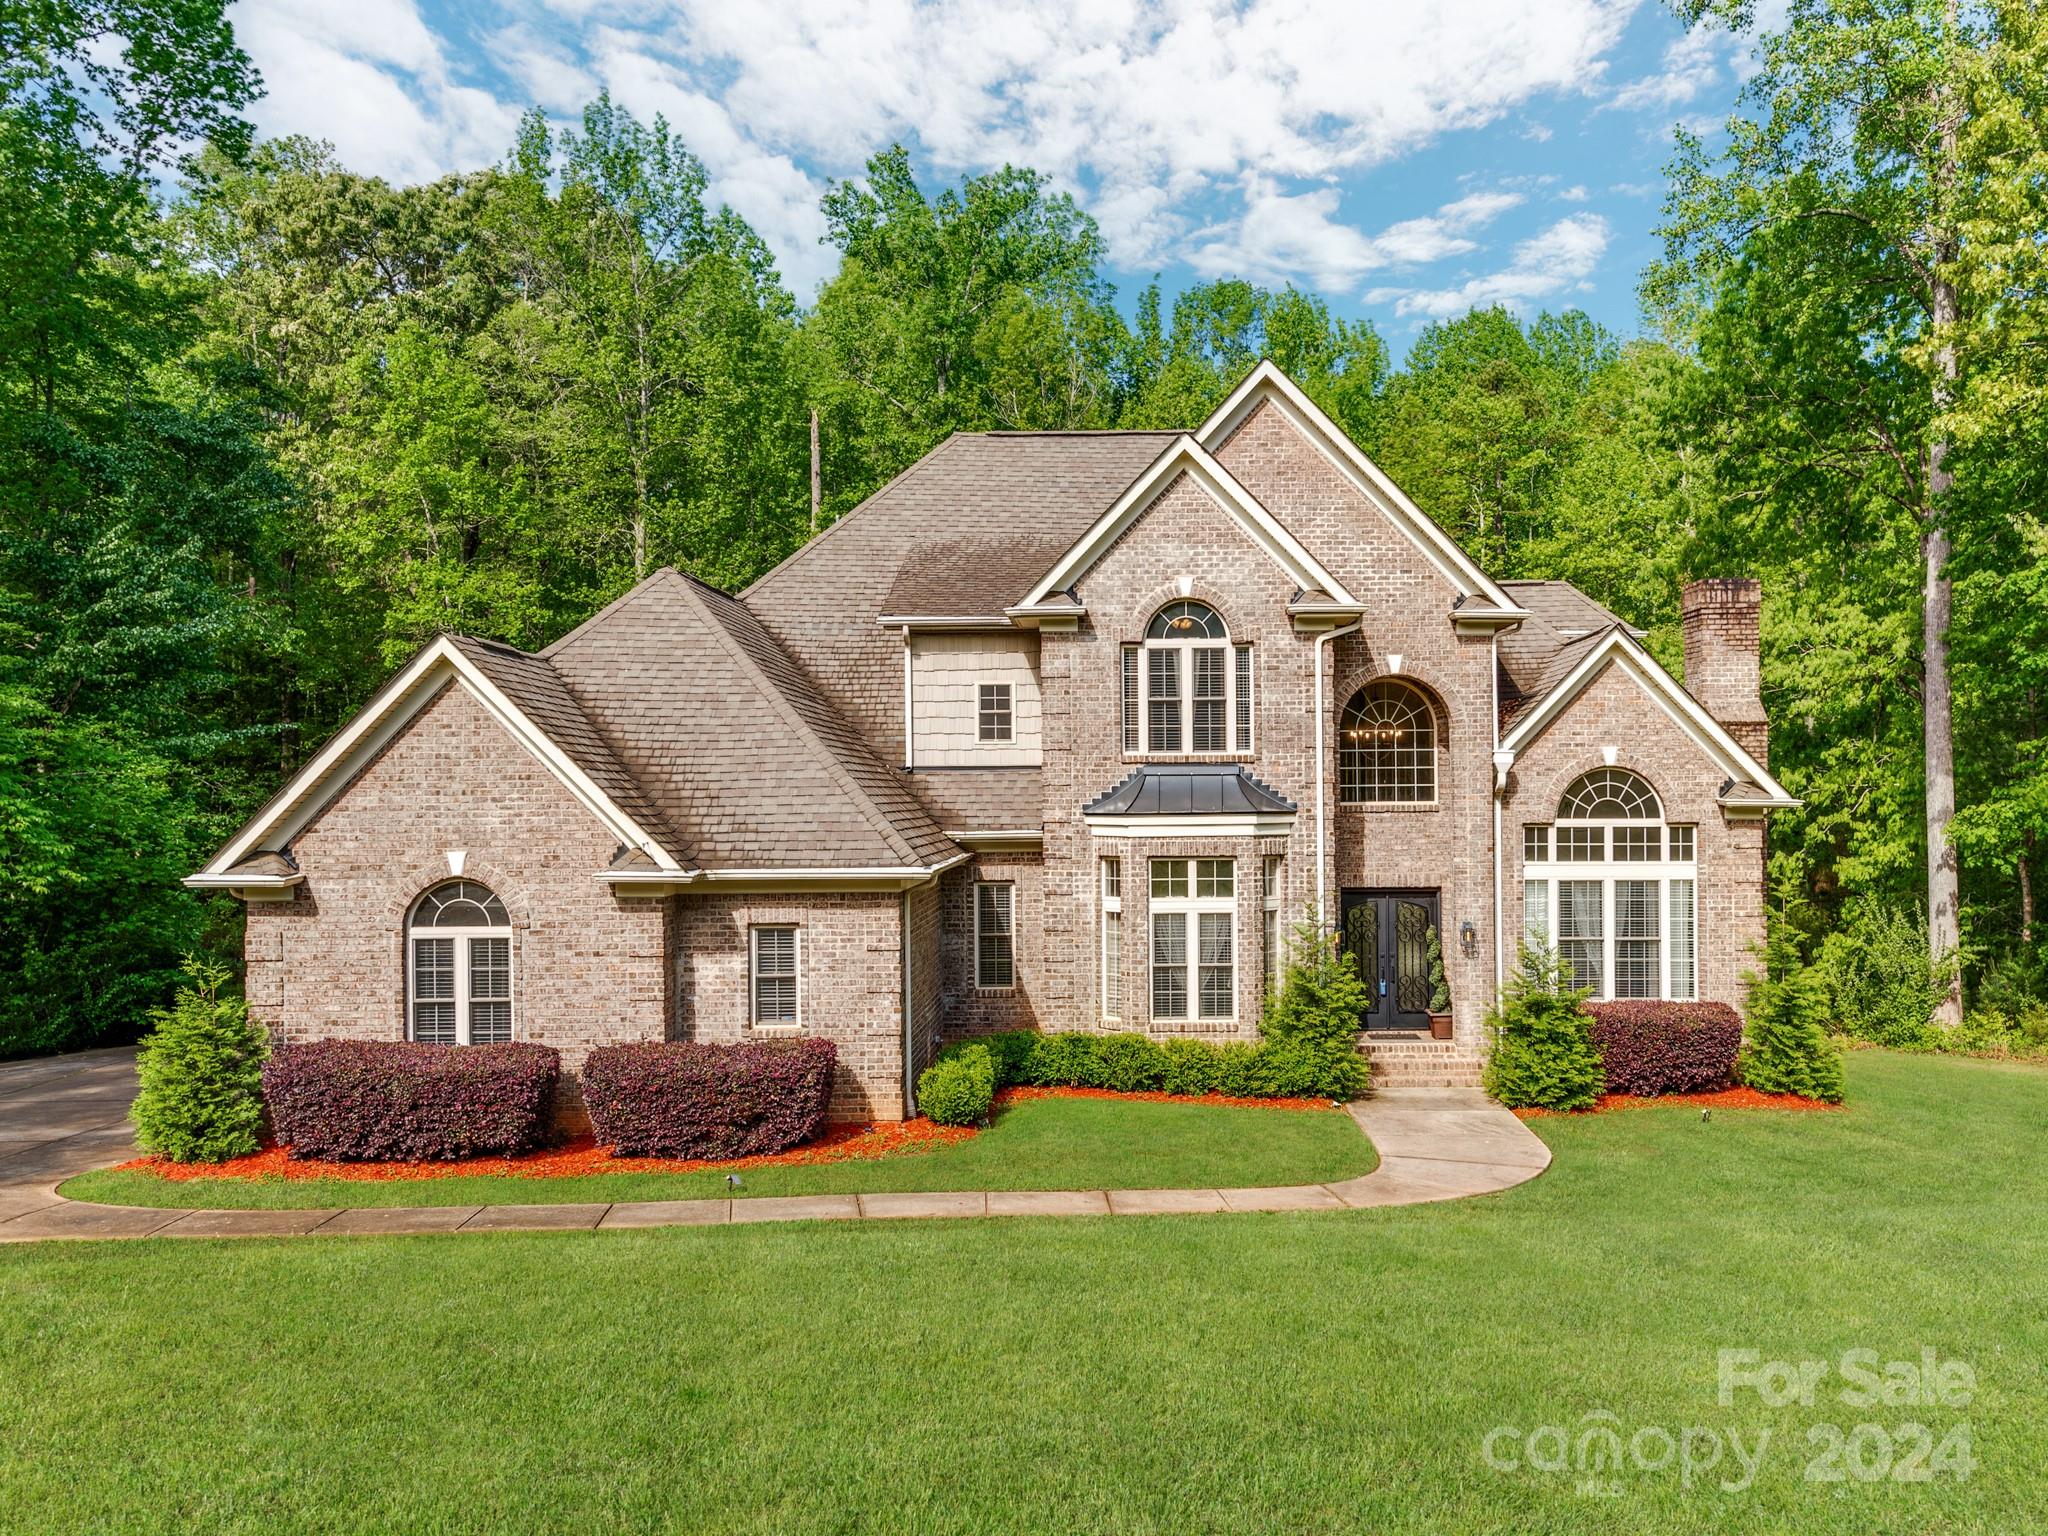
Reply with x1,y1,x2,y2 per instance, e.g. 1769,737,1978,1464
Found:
674,889,910,1121
939,853,1047,1034
1505,663,1767,1009
1680,578,1767,764
243,682,672,1107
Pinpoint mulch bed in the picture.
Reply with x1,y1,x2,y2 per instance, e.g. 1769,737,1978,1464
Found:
110,1084,1334,1184
112,1119,974,1184
1514,1085,1844,1119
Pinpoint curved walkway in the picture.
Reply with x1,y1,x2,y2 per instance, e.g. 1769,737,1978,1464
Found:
0,1048,1549,1242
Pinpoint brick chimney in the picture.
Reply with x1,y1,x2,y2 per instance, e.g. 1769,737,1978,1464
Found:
1680,578,1767,765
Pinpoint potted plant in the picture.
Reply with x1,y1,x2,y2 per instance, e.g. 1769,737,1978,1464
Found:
1425,925,1453,1039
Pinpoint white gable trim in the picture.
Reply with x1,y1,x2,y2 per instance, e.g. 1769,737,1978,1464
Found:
196,638,685,879
1499,629,1797,806
1196,361,1525,615
1017,436,1357,610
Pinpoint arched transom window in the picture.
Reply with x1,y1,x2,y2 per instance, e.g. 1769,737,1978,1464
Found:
1523,769,1697,1002
407,880,513,1044
1338,680,1437,803
1120,601,1253,755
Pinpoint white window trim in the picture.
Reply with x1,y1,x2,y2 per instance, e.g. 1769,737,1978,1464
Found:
1101,858,1122,1022
1260,855,1284,1006
407,925,516,1045
1136,627,1252,758
977,681,1014,743
1524,833,1698,1002
1150,858,1237,1022
974,881,1016,992
750,925,803,1030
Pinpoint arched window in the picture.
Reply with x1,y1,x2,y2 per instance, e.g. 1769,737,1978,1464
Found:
407,880,513,1044
1121,601,1252,755
1523,768,1696,1003
1338,680,1437,803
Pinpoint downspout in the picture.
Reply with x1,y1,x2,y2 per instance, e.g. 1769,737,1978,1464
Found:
1490,637,1516,1002
1314,619,1365,924
901,628,914,769
901,887,916,1118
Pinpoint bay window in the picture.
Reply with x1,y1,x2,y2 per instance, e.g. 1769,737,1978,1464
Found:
1150,857,1235,1021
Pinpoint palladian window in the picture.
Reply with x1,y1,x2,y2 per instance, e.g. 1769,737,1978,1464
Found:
1523,769,1697,1001
407,881,513,1044
1339,680,1437,803
1120,601,1253,756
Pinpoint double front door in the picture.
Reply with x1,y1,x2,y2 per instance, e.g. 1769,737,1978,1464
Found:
1340,889,1440,1033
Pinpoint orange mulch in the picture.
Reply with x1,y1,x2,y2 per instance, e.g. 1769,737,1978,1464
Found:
1514,1085,1844,1119
997,1085,1340,1112
111,1118,975,1185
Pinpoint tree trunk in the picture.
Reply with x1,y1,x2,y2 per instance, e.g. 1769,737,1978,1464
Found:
810,408,821,536
2022,830,2036,947
1924,2,1964,1030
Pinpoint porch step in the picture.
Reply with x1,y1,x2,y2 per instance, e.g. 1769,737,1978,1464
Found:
1362,1037,1485,1089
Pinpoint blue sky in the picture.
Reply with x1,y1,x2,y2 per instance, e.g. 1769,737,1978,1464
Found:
228,1,1774,350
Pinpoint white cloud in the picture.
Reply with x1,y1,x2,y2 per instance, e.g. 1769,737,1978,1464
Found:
1558,184,1590,202
229,0,1651,302
1607,23,1724,113
1187,184,1523,290
1386,213,1612,318
235,0,519,183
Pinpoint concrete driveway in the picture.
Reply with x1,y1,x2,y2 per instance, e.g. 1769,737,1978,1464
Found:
0,1046,139,1225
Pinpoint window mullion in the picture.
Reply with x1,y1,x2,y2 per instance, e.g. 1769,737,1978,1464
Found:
455,933,472,1045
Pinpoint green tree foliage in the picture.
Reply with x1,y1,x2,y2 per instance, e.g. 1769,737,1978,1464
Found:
132,958,269,1161
1260,913,1374,1100
1481,948,1605,1111
1651,0,2048,1025
1741,876,1848,1102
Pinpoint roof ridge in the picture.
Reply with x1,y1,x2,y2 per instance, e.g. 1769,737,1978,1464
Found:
740,437,962,603
680,576,937,867
540,567,689,660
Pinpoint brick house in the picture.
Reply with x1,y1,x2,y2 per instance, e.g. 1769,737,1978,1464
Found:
190,362,1795,1117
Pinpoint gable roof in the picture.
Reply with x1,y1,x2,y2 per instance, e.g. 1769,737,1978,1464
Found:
1496,580,1644,706
191,635,688,884
1196,360,1525,618
1016,435,1357,612
1499,627,1796,807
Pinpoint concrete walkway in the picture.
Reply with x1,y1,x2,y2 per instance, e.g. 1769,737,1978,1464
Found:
0,1047,1548,1243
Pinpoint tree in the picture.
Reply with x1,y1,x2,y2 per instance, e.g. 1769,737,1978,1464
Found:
1481,947,1605,1110
131,958,269,1162
1650,0,2048,1025
1741,874,1847,1101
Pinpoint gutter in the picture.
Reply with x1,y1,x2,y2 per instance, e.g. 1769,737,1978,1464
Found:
1312,618,1364,924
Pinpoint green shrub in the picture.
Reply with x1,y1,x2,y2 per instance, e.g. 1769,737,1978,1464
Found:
936,1030,1035,1089
1481,947,1604,1110
1026,1031,1101,1087
131,959,269,1163
1817,905,1951,1049
1741,878,1846,1103
1159,1037,1219,1096
917,1044,994,1126
1262,911,1373,1050
1094,1032,1167,1091
1211,1041,1266,1098
1256,1039,1371,1100
1425,925,1450,1013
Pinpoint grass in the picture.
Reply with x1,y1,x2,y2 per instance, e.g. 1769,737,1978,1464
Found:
58,1094,1376,1208
5,1051,2045,1534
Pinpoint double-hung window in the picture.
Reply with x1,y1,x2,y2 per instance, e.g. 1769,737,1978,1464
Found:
1100,858,1122,1020
1261,855,1284,1003
1521,769,1698,1000
977,682,1013,742
407,881,514,1045
1150,858,1235,1021
1122,602,1252,756
751,926,799,1025
976,882,1015,990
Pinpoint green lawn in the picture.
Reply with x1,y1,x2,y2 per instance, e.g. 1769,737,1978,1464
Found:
59,1094,1376,1208
6,1051,2045,1535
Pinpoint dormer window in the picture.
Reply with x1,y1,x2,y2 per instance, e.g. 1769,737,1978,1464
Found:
1122,601,1253,756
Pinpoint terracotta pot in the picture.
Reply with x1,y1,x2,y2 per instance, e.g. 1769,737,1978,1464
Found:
1429,1013,1454,1040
